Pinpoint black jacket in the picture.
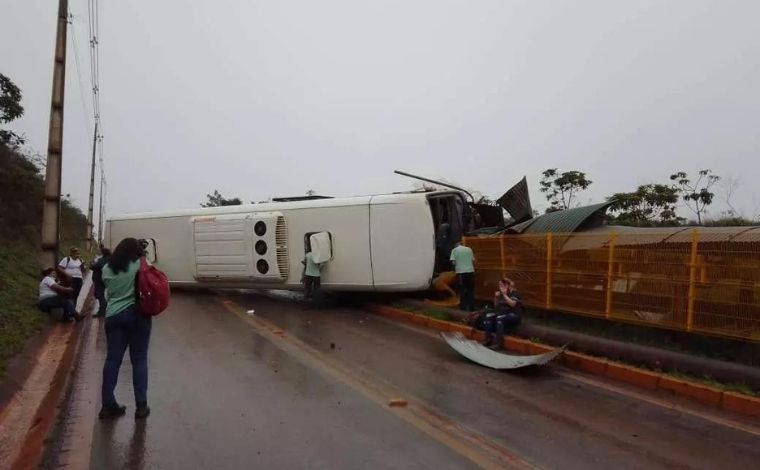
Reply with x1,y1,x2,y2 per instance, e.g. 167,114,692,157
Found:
91,256,109,290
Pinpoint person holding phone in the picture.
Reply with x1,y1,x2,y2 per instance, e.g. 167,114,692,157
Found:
483,278,523,350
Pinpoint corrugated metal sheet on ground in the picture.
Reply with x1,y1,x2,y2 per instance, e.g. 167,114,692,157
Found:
441,332,565,369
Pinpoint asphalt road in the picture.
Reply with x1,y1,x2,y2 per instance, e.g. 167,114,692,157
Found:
46,290,760,469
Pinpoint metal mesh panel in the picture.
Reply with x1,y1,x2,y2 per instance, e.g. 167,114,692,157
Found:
466,229,760,342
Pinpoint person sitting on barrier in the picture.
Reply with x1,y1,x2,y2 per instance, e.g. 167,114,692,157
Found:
37,267,81,322
482,278,523,350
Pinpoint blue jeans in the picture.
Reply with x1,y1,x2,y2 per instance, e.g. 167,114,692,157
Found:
94,287,107,315
483,312,521,346
102,305,152,407
37,296,78,320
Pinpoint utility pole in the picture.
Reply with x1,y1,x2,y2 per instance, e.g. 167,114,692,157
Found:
86,122,98,251
97,173,105,244
40,0,69,268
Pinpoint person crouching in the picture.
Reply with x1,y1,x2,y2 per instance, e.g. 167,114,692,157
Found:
37,267,82,322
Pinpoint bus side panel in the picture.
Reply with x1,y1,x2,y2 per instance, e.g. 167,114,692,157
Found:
103,221,112,249
370,198,435,291
282,204,373,290
107,216,197,284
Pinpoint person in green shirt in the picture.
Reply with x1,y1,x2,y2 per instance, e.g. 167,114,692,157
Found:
100,237,152,420
302,249,324,305
449,240,476,311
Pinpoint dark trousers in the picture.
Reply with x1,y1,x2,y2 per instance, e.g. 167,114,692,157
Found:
102,305,152,407
94,287,107,315
458,272,475,311
483,312,521,346
38,296,78,320
304,275,322,305
71,277,83,303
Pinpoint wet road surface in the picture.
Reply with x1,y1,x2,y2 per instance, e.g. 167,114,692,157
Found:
48,291,760,469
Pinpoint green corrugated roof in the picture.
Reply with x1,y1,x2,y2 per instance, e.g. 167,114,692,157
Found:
510,202,612,234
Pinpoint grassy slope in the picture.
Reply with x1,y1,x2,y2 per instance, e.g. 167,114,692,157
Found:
0,242,45,376
0,145,87,377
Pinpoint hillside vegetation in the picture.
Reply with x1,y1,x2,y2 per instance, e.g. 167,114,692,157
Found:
0,144,88,376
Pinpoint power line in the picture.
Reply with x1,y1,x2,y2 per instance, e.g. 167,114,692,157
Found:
86,0,101,124
68,13,91,137
98,130,106,242
85,0,107,243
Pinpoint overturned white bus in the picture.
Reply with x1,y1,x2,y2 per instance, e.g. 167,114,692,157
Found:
104,190,474,292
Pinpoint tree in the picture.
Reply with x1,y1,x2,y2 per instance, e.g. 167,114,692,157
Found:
608,184,682,226
201,190,242,207
719,176,741,218
539,168,592,211
305,189,316,196
670,170,720,225
0,73,25,148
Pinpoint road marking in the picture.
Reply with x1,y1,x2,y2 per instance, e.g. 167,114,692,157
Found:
219,297,538,470
372,315,760,437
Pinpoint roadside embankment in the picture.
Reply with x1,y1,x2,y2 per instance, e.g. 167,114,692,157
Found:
0,277,92,470
0,144,90,380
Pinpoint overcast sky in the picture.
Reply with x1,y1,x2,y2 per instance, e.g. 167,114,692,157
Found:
3,0,759,221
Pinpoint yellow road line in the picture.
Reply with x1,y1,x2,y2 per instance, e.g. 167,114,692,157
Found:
219,297,538,470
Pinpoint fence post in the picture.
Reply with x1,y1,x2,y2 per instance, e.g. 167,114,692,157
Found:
545,233,553,309
500,235,507,275
605,232,617,319
686,229,700,332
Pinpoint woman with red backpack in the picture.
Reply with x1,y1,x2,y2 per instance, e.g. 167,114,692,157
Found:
99,238,153,420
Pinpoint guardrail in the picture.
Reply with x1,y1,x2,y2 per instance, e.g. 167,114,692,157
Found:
465,229,760,342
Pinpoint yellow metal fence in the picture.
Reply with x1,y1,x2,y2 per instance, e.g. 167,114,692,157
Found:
465,229,760,342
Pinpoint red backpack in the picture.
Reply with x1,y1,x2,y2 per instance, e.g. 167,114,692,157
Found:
137,258,170,316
